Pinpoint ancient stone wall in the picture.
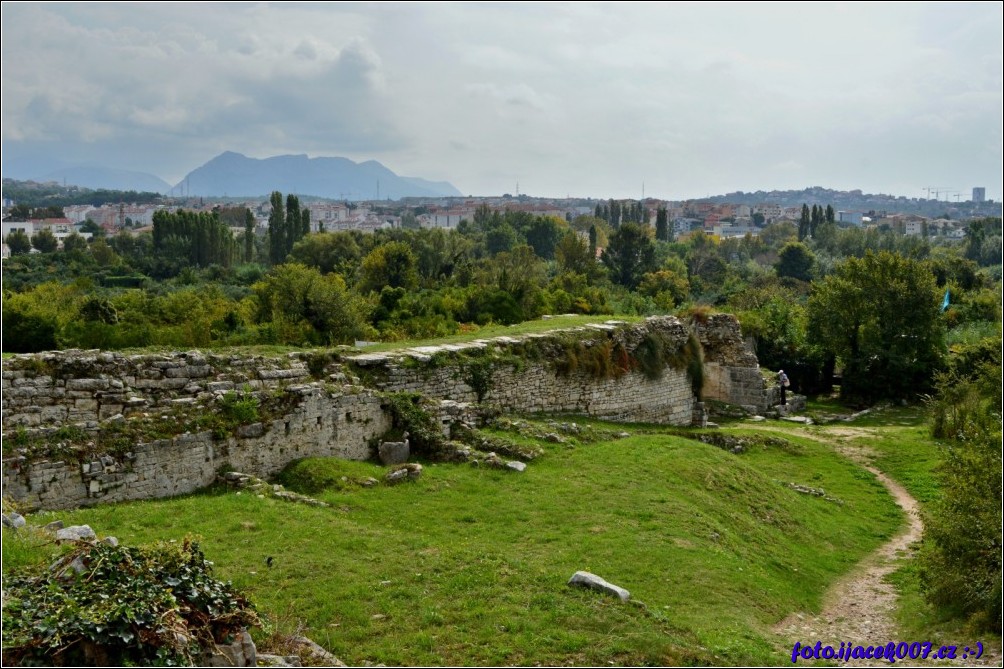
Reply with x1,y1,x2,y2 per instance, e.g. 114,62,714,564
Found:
346,317,697,426
3,383,389,511
2,315,768,511
691,313,771,413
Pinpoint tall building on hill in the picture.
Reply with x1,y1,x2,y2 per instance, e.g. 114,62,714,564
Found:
972,187,986,203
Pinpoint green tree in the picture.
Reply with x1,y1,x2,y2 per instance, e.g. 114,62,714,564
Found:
807,251,944,401
523,216,562,260
268,191,286,265
637,265,690,309
290,230,363,276
655,207,670,242
601,222,656,289
254,263,370,345
5,204,31,221
555,230,597,278
485,223,518,256
80,219,106,237
400,211,420,229
62,232,88,254
90,238,120,267
798,204,810,241
609,199,622,228
775,241,815,282
6,230,31,254
285,194,303,256
30,228,58,253
244,209,255,263
359,241,419,293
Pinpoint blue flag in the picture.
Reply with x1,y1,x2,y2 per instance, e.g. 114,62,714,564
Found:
940,289,950,312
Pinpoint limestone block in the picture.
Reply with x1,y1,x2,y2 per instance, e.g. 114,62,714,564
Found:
66,378,108,391
567,571,631,601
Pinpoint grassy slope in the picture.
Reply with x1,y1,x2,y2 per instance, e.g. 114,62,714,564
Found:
6,422,901,666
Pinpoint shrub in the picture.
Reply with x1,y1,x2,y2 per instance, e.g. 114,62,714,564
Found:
382,392,447,458
1,538,260,666
919,364,1002,628
219,389,260,424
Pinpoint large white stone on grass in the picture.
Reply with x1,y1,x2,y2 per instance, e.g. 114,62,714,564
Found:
567,570,630,601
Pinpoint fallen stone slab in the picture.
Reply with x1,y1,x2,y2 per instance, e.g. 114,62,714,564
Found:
506,461,527,473
567,570,631,601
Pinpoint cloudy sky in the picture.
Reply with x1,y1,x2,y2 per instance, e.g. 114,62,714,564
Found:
2,2,1001,200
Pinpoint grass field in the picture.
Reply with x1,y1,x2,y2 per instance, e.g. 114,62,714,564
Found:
3,413,906,666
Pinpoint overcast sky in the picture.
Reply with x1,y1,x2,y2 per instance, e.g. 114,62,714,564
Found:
2,2,1001,200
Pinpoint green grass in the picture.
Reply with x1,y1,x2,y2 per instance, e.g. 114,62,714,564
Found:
8,419,902,666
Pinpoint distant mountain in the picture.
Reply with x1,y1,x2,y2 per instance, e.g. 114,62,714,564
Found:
172,152,463,200
42,166,171,193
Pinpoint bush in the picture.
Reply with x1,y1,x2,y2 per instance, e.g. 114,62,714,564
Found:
1,538,260,666
219,389,260,424
919,365,1002,629
382,392,447,458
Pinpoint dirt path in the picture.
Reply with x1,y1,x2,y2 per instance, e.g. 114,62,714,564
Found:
769,427,1000,666
774,462,924,665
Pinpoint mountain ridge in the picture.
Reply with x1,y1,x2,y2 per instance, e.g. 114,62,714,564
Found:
171,152,463,200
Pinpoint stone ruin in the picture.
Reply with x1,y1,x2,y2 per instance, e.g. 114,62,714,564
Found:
2,315,778,511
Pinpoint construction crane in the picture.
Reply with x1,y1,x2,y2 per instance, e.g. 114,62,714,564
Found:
924,187,959,201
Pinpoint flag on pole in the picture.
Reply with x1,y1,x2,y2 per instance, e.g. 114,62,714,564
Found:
940,289,950,312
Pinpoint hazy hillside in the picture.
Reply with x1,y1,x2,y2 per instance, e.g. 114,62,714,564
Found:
172,152,463,200
42,166,171,193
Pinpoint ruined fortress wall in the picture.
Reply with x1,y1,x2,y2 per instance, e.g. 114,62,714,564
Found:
2,315,765,511
347,317,697,426
2,388,389,512
691,314,769,412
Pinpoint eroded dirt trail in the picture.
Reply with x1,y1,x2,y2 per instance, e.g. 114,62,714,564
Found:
770,429,999,666
774,461,923,664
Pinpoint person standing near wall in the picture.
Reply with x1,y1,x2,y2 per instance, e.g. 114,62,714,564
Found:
778,369,790,405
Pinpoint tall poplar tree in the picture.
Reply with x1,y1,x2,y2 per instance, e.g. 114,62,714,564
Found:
655,206,669,242
244,209,255,263
268,191,285,265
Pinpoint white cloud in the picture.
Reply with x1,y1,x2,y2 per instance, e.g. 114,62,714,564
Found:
1,2,1000,199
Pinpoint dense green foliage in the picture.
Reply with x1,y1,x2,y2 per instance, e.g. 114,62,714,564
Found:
1,538,259,666
919,362,1002,628
808,251,945,401
152,209,238,274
